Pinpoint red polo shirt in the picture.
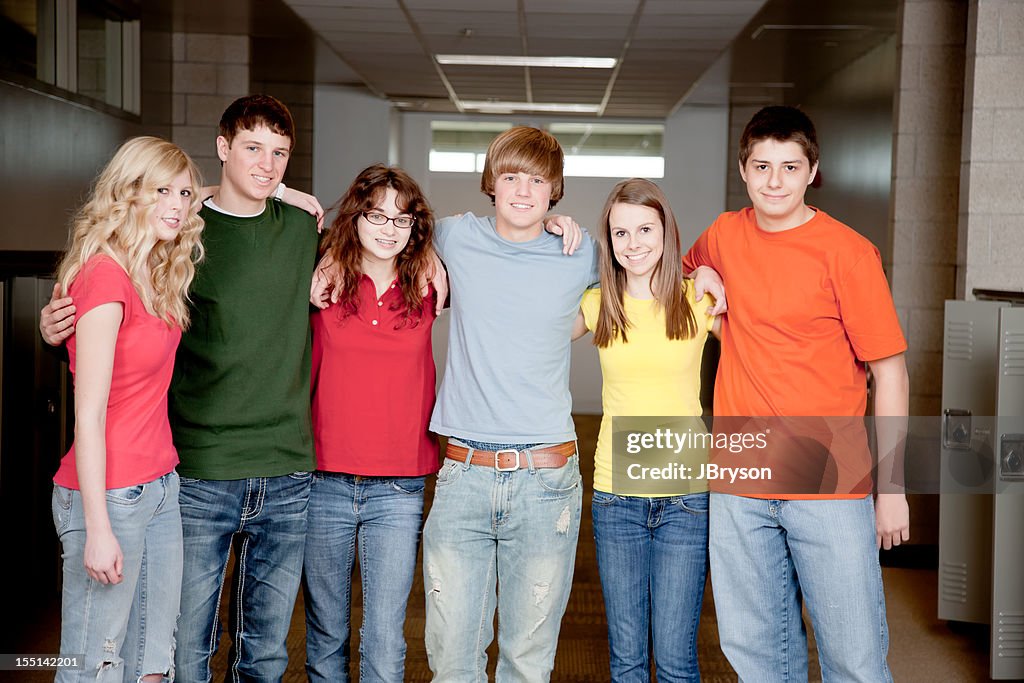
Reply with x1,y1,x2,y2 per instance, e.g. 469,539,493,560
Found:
310,276,439,476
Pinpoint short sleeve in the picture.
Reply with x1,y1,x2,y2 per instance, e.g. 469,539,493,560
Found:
684,279,716,333
836,248,907,361
580,230,600,288
69,256,133,322
434,215,460,260
682,221,717,274
580,288,601,332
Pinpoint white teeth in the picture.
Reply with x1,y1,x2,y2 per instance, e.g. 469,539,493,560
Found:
511,203,532,209
253,175,272,183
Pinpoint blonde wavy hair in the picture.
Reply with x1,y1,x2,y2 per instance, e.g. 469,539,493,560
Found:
57,136,205,328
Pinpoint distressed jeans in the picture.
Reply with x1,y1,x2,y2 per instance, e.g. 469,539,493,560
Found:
422,446,582,682
53,471,182,683
709,493,893,683
303,472,425,683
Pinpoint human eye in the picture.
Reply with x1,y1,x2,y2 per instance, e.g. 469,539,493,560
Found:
612,229,626,238
756,164,768,171
395,216,414,228
367,212,386,222
181,188,193,198
640,225,652,233
156,187,169,195
274,150,289,158
531,177,546,184
786,164,798,172
246,145,259,152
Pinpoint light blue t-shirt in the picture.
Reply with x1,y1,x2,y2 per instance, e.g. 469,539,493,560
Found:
430,212,599,443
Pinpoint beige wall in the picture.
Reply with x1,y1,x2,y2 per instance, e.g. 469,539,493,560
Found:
958,0,1024,297
890,0,967,419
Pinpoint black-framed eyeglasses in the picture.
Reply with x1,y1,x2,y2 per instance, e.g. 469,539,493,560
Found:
362,211,415,229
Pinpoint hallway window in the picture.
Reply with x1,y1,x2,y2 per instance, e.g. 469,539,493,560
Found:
551,123,664,179
429,120,664,179
1,0,139,114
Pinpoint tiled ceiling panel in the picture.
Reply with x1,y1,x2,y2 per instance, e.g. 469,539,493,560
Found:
283,0,895,118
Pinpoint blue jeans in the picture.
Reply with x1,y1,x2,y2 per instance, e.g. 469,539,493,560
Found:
303,472,425,683
709,494,893,683
53,471,182,683
174,472,311,683
422,449,583,682
592,491,709,683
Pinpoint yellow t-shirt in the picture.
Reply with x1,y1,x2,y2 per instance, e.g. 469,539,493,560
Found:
580,281,714,495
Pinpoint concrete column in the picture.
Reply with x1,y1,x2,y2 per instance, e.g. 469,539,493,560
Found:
889,0,968,417
958,0,1024,297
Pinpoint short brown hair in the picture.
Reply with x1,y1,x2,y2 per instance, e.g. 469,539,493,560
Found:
480,126,564,208
219,94,296,150
738,106,818,168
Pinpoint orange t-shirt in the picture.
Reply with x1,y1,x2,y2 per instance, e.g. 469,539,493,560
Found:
683,207,907,498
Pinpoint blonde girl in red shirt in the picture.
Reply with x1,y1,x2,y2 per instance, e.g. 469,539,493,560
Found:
51,136,204,682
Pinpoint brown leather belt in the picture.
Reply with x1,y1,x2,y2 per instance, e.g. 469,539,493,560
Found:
445,441,576,471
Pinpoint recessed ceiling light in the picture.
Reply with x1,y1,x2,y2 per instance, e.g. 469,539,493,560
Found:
436,54,616,69
461,101,602,114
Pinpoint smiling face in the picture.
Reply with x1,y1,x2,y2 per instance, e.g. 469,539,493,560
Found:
357,187,413,268
609,202,665,294
146,169,194,244
215,125,291,214
740,138,818,231
492,171,553,241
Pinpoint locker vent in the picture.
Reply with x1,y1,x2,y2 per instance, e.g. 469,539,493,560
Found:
940,562,968,603
997,612,1024,657
946,321,973,361
1004,331,1024,376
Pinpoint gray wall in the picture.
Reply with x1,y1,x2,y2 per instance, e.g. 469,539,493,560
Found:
2,23,174,253
313,85,392,211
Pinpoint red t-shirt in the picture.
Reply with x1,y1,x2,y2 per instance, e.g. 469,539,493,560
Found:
54,255,181,489
684,208,907,497
310,276,439,476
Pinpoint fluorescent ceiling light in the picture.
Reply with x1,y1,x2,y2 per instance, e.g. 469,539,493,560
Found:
436,54,616,69
461,101,602,114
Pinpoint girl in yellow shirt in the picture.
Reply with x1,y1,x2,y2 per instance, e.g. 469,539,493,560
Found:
572,178,719,682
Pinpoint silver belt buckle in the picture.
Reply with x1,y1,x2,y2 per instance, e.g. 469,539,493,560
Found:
494,448,521,471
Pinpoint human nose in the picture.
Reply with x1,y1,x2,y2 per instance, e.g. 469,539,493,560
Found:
257,150,273,169
380,218,398,234
767,166,783,188
514,178,529,195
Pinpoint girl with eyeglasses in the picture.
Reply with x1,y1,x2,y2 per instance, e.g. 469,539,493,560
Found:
302,164,439,682
571,178,721,682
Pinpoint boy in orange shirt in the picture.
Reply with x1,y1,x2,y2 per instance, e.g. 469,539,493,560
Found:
684,106,909,681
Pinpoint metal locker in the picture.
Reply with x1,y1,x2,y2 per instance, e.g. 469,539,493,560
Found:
938,300,1005,624
992,307,1024,679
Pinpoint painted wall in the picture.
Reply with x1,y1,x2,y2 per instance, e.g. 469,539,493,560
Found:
312,85,392,210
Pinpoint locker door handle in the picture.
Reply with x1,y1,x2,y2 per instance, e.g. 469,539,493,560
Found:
943,409,972,450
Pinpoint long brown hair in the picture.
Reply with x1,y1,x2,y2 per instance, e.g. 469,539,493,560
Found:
319,164,434,327
593,178,696,347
